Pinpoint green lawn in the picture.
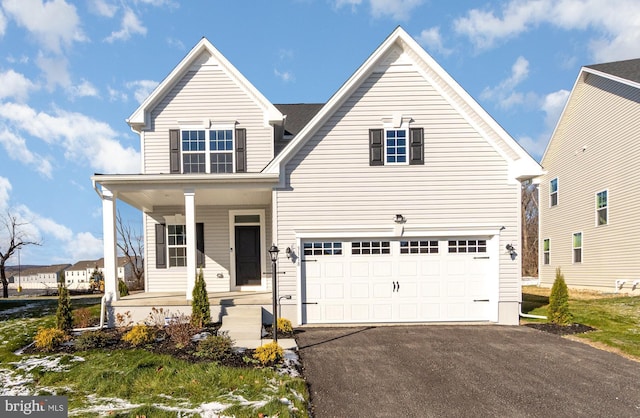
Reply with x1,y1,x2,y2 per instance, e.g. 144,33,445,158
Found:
0,298,309,417
522,286,640,360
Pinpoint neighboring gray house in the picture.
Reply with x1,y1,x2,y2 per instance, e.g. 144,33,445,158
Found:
93,27,542,326
539,58,640,293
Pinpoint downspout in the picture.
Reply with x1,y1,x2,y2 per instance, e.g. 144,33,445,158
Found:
519,302,547,320
72,293,108,332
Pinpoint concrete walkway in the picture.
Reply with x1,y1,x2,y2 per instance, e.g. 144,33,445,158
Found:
219,305,296,350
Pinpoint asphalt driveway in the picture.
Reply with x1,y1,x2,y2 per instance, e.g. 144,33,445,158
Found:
295,325,640,417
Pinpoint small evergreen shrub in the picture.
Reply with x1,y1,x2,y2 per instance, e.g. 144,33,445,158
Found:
75,330,113,350
56,283,73,332
253,341,284,366
195,333,234,361
34,327,67,352
277,318,293,334
190,268,211,328
166,314,195,348
73,307,95,328
548,267,572,325
122,324,156,346
118,279,129,297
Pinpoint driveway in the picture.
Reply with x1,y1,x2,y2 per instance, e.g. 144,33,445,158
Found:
295,325,640,417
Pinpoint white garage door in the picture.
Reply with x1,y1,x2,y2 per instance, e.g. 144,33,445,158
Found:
301,238,493,323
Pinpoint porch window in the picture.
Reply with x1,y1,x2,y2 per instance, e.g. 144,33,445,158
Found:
168,225,187,267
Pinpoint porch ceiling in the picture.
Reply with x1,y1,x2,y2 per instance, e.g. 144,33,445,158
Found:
92,173,279,211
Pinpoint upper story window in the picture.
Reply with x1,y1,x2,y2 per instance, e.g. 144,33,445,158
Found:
169,127,246,174
549,178,558,207
369,125,423,166
385,129,407,164
596,190,608,226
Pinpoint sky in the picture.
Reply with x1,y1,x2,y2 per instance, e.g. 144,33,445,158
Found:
1,0,640,266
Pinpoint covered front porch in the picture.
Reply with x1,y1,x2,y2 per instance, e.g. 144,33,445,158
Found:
91,172,280,316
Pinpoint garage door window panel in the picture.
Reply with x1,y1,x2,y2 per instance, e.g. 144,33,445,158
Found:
352,241,390,255
400,240,438,254
448,240,487,253
303,242,342,256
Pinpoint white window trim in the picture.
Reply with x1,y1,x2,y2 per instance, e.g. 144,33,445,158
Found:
572,232,583,264
595,189,608,227
179,124,236,174
383,120,410,166
167,224,187,267
550,177,558,207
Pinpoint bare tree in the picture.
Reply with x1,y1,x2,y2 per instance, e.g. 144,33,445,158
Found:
521,180,539,277
0,212,41,298
116,211,144,290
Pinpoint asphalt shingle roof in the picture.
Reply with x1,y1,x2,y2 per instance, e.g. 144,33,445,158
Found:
586,58,640,84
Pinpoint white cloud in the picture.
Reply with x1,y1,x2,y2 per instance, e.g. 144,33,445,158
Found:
6,55,30,64
89,0,118,17
454,0,640,62
0,102,140,174
36,54,71,90
0,177,11,212
480,56,531,109
0,70,38,102
2,0,86,53
333,0,422,20
0,128,53,178
125,80,158,104
135,0,178,6
69,79,99,98
369,0,423,20
542,89,570,129
64,231,103,261
0,8,6,37
517,135,547,161
108,87,128,102
105,7,147,43
166,37,185,50
415,27,452,56
274,69,294,83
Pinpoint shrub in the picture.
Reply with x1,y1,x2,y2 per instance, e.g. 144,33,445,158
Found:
277,318,293,334
166,314,196,348
118,279,129,297
122,324,156,347
195,333,234,361
145,307,167,328
115,311,133,329
75,330,114,350
73,307,96,328
548,267,572,325
253,341,283,366
34,327,67,352
56,283,73,332
191,268,211,328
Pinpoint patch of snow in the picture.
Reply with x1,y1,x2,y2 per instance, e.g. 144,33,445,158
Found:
279,350,301,377
191,331,212,342
0,368,35,396
69,395,141,416
12,355,85,373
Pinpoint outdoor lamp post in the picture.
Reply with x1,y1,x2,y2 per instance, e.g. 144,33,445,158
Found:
268,244,280,343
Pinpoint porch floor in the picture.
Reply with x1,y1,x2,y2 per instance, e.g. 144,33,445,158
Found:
111,291,272,307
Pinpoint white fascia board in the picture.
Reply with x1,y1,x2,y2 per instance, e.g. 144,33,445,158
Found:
127,38,283,131
583,67,640,90
91,172,280,187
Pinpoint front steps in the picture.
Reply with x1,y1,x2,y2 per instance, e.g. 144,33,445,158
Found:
218,305,296,350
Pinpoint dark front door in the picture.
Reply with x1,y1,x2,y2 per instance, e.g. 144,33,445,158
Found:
235,225,261,286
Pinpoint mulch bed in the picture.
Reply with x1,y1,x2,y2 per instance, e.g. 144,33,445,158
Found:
524,322,596,335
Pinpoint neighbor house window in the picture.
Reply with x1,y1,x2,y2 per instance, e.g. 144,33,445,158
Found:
543,239,550,265
596,190,608,226
181,128,234,173
385,129,407,164
572,232,582,263
550,178,558,207
167,225,187,267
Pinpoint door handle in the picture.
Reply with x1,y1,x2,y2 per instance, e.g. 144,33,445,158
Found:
392,281,400,292
393,281,396,292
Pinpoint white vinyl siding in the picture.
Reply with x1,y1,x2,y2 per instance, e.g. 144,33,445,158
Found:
275,60,521,309
540,72,640,289
144,205,272,293
143,52,274,174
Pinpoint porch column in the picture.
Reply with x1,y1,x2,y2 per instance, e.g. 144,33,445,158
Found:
101,187,118,301
185,189,196,300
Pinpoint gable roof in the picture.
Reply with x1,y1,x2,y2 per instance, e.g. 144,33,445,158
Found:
585,58,640,85
263,27,542,180
274,103,324,137
127,37,283,131
541,57,640,162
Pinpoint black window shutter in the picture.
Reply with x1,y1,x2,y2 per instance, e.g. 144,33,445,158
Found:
409,128,424,165
369,129,384,166
169,129,181,173
155,223,167,269
196,223,205,267
235,128,246,173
